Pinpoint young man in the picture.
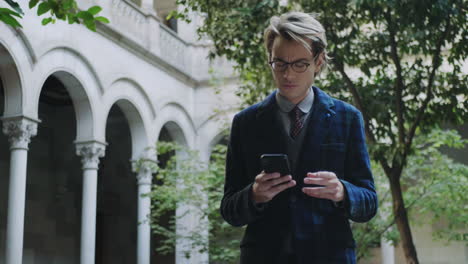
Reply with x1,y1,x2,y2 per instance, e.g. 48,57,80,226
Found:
220,12,378,263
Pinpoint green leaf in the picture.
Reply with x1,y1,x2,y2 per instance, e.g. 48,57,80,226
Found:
29,0,39,9
76,11,93,21
62,0,74,10
87,6,102,15
94,16,109,24
0,7,22,17
5,0,24,15
0,12,22,28
67,13,78,24
84,20,96,31
41,17,52,25
37,2,51,16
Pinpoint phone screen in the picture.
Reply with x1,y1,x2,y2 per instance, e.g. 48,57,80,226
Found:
260,154,291,176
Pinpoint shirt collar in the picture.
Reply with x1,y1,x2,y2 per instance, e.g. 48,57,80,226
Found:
275,87,314,113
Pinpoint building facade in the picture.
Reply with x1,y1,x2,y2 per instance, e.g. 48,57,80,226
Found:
1,1,466,264
0,0,239,263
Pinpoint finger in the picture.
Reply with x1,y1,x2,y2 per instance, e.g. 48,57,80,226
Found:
259,172,281,182
265,175,292,188
303,177,330,186
270,180,296,195
302,187,335,199
307,171,336,179
255,171,265,181
255,173,285,192
256,172,280,183
302,186,343,201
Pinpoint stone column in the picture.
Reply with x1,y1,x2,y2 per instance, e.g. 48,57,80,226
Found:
175,150,209,264
381,235,395,264
380,185,395,264
76,141,106,264
2,116,38,264
132,159,156,264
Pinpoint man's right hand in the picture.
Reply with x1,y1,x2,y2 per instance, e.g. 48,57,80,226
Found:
252,171,296,204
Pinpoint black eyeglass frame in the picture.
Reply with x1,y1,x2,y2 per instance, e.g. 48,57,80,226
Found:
268,60,312,73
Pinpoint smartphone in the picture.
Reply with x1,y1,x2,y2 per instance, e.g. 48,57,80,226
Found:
260,154,291,176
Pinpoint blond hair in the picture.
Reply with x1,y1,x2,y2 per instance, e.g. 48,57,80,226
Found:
264,12,329,75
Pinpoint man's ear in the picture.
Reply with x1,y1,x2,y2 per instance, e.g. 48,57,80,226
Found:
314,53,324,73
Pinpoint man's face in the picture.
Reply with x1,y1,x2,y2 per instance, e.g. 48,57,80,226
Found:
270,36,322,104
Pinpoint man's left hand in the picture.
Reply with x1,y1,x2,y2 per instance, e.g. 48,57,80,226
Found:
302,171,344,202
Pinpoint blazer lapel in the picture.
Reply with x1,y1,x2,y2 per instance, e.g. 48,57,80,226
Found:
298,87,336,172
255,91,287,155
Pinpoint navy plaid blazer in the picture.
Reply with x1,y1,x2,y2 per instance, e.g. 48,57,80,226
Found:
220,87,378,264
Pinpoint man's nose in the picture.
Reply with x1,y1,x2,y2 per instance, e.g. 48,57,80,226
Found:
282,66,296,80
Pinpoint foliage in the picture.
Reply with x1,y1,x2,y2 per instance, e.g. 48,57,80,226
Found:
403,129,468,243
172,0,467,262
144,142,244,263
144,129,467,262
352,160,398,260
169,0,290,107
1,0,108,31
352,128,468,260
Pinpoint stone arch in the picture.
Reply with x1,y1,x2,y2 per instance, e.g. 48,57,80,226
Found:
196,114,230,162
102,77,155,159
109,78,156,119
207,130,228,152
103,98,150,160
0,24,36,118
34,70,95,141
0,23,38,68
159,121,188,147
0,43,22,117
154,102,196,148
98,103,140,264
152,103,197,264
35,46,103,94
30,45,105,141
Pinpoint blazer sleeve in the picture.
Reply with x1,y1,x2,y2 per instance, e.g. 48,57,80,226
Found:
340,110,378,222
220,114,266,227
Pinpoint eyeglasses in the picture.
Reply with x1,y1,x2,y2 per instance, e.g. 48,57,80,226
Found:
269,60,311,73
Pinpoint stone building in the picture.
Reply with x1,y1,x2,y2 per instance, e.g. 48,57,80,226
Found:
1,1,466,264
0,0,238,263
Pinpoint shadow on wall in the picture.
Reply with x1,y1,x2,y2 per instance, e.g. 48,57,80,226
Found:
21,75,81,263
96,105,137,264
0,76,10,261
150,126,176,264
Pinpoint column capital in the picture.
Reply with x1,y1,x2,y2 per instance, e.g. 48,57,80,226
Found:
75,141,107,170
1,116,40,150
132,159,157,185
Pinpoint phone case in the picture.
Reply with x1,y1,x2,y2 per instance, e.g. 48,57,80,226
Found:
260,154,291,175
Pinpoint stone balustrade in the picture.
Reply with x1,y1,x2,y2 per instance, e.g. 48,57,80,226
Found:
78,0,234,82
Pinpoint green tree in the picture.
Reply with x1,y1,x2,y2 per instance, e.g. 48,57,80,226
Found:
142,129,467,263
172,0,467,263
141,142,243,263
1,0,108,31
353,128,468,260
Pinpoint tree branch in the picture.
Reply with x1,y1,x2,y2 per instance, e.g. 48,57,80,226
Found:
403,17,451,161
384,9,406,146
332,58,376,144
380,158,392,177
